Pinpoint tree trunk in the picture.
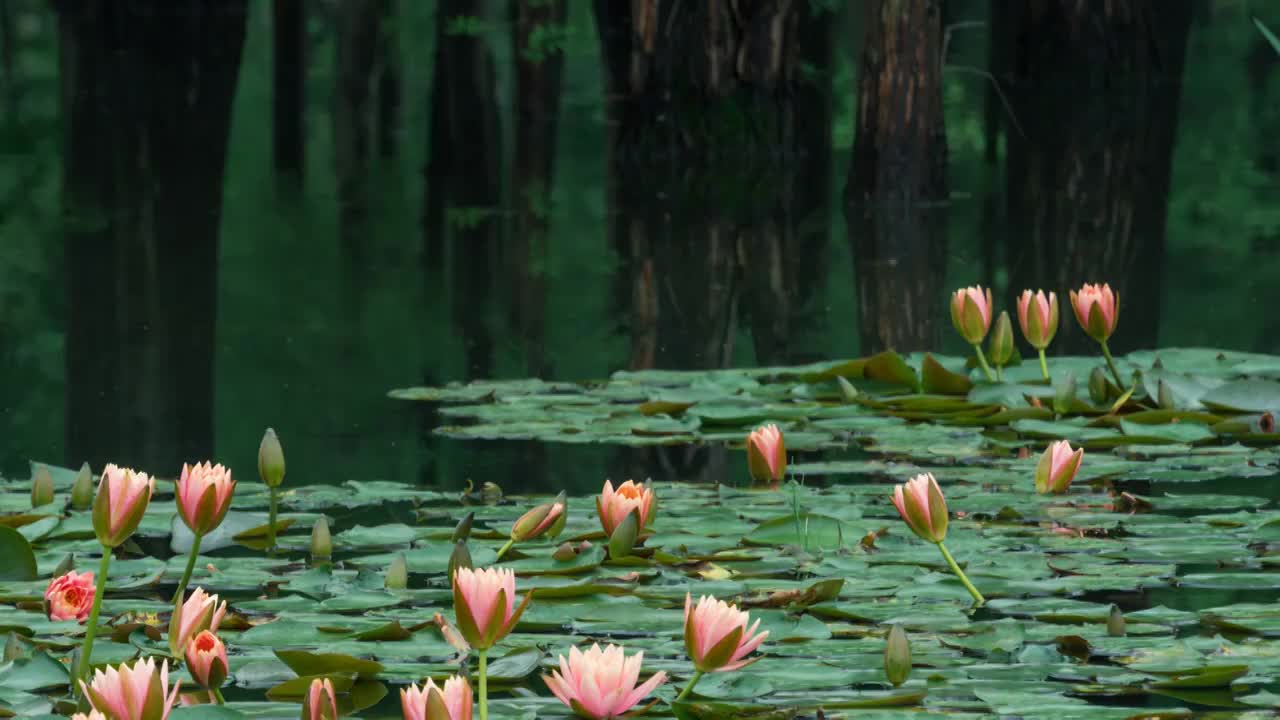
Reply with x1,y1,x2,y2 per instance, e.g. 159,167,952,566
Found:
57,0,248,473
333,0,385,252
0,0,17,121
272,0,305,185
377,0,400,157
846,0,947,355
1000,0,1193,354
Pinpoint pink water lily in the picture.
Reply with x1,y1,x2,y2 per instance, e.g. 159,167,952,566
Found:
950,286,994,345
45,570,95,622
168,587,226,658
684,594,769,672
509,492,566,542
746,424,786,482
303,677,338,720
597,479,656,536
81,656,181,720
543,643,667,719
401,675,472,720
1070,283,1119,342
891,473,949,544
72,712,108,720
452,567,531,650
175,462,236,536
1035,440,1084,494
92,464,154,548
185,631,228,690
1017,289,1059,349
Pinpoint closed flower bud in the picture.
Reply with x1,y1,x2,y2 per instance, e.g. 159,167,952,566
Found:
950,286,994,345
31,466,54,507
1107,604,1126,637
1158,380,1177,410
890,473,948,544
987,311,1015,367
746,424,786,483
92,464,154,549
71,462,94,511
451,511,474,543
1088,367,1110,404
1070,283,1120,343
448,541,473,581
310,517,332,563
385,553,409,590
883,624,911,687
510,491,567,542
257,428,285,488
1017,289,1059,350
3,632,20,662
1034,440,1084,495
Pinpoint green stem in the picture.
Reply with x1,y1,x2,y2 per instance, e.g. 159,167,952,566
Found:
494,538,516,561
171,532,202,605
212,687,226,705
478,648,489,720
1100,341,1124,388
675,670,705,703
937,541,985,607
995,363,1003,382
266,486,279,553
75,549,112,690
1038,348,1050,382
971,344,996,382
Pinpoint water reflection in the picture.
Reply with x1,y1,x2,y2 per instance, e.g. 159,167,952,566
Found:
0,1,1277,492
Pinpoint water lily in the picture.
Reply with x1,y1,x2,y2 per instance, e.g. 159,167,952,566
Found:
1070,283,1124,386
172,462,236,605
184,631,228,698
677,593,768,699
950,285,996,381
883,624,911,687
257,427,285,551
890,474,984,606
93,464,154,549
45,570,95,623
746,424,786,483
81,656,181,720
597,479,656,536
31,465,54,506
168,587,226,658
302,677,338,720
1035,440,1084,494
72,712,107,720
453,567,532,720
1017,289,1059,380
496,491,567,560
988,311,1015,380
543,643,667,719
401,675,472,720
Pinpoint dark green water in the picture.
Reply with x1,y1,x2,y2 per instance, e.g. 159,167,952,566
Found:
1,1,1279,497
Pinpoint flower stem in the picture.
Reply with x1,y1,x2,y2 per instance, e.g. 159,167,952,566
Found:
171,532,202,605
212,687,226,705
937,541,985,607
75,549,112,690
266,485,279,553
1100,341,1124,388
478,648,489,720
494,538,515,561
1038,349,1050,382
971,344,996,382
995,364,1003,382
675,670,705,702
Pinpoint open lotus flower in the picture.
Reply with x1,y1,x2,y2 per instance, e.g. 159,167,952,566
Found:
401,675,472,720
1035,440,1084,494
452,567,531,650
92,464,154,548
684,594,769,672
746,424,786,483
45,570,95,622
1017,289,1059,350
72,712,108,720
168,587,226,658
543,643,667,720
597,479,656,536
1070,283,1119,343
891,473,948,544
185,631,228,690
509,491,567,542
950,286,993,345
176,462,236,536
302,677,338,720
81,656,181,720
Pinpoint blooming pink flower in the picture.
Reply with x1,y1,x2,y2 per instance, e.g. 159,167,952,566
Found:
185,631,228,690
81,656,181,720
683,594,769,672
452,567,530,650
746,424,786,483
1070,283,1120,342
891,473,949,544
1017,289,1059,349
175,462,236,536
302,677,338,720
92,464,154,548
950,286,994,345
401,675,472,720
45,570,95,622
543,644,667,719
596,480,656,537
1035,440,1084,494
72,712,108,720
168,587,226,658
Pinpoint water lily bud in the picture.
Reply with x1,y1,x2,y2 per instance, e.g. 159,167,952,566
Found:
949,286,994,345
310,517,332,562
71,462,93,510
1034,440,1084,495
1017,289,1059,350
448,541,472,580
1107,604,1126,637
836,376,858,402
385,553,409,590
452,511,474,543
1070,283,1120,343
257,427,285,488
3,632,21,662
1088,367,1109,404
746,424,786,483
31,466,54,507
884,624,911,687
1158,380,1176,410
510,491,567,542
987,311,1015,368
607,509,640,560
890,474,948,544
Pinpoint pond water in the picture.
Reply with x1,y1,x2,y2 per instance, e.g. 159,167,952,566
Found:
3,1,1280,719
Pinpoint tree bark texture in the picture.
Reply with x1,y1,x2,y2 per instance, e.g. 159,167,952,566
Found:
272,0,305,184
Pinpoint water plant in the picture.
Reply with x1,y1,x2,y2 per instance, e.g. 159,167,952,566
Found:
891,473,985,606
